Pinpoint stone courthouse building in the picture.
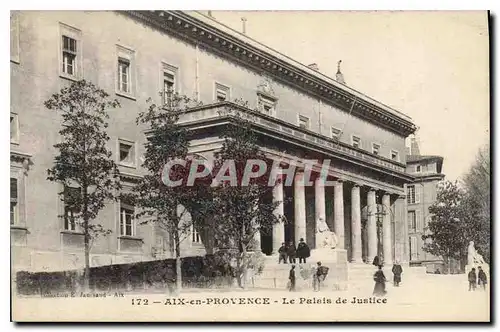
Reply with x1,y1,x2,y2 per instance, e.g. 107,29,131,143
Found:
10,10,418,272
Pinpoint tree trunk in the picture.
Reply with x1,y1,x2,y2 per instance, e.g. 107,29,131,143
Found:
241,246,248,290
84,228,90,290
174,230,182,295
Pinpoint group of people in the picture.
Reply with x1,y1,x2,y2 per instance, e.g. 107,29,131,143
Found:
468,266,488,291
372,256,404,297
278,238,311,264
288,261,329,292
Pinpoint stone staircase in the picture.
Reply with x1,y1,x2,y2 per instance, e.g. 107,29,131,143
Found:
252,256,427,292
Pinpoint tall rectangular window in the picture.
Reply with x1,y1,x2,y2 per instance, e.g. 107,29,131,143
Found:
117,58,130,94
64,186,80,231
62,35,77,76
120,203,134,236
59,24,81,79
407,185,415,204
372,143,381,155
191,225,201,244
10,178,18,225
116,45,135,97
163,71,175,106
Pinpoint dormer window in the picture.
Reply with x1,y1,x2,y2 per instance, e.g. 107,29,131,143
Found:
352,135,361,149
298,115,310,129
258,93,277,116
215,82,230,102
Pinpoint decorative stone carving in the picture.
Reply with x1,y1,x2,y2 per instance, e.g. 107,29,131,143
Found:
257,77,275,97
316,217,338,249
468,241,486,266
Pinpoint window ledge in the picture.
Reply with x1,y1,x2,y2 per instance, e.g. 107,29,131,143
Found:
118,235,143,242
59,73,80,82
119,162,137,169
10,140,19,146
60,230,84,236
115,91,137,101
11,58,20,65
10,225,28,231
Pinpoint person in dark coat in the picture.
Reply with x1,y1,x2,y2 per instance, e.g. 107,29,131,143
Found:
477,266,487,290
287,241,297,264
434,268,441,274
296,238,311,264
373,265,387,296
372,255,380,267
288,265,296,291
392,262,403,287
468,268,477,291
278,242,287,264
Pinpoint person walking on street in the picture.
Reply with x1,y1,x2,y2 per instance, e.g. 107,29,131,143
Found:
373,265,387,297
478,266,487,290
392,261,403,287
278,242,287,264
314,261,329,292
287,241,297,264
468,268,477,291
372,255,380,267
288,265,296,292
297,238,310,264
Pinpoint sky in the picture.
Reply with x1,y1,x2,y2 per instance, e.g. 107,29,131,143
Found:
209,11,490,181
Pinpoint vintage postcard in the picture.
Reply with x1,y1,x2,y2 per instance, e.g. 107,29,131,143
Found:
10,10,490,322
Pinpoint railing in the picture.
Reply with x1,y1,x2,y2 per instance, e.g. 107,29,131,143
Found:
179,103,407,174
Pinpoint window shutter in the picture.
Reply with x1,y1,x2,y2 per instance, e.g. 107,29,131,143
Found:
10,178,18,199
415,185,421,204
416,210,421,231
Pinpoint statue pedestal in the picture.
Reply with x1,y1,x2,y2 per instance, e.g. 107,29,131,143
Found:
308,248,349,291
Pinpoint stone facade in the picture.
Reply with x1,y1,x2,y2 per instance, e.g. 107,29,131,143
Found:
10,10,417,273
405,139,445,273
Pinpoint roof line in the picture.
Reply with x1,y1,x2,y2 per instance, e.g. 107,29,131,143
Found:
189,10,413,122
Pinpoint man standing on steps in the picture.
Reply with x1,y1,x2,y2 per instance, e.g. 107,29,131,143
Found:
287,241,297,264
278,242,287,264
297,238,310,264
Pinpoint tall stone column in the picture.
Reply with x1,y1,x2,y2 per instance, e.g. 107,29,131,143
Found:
314,176,326,248
294,171,307,246
334,180,345,249
272,171,285,254
382,193,393,265
399,195,410,264
367,189,378,264
351,184,362,263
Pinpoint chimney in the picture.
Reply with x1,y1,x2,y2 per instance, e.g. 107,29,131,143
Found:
241,17,247,34
336,60,346,84
410,137,420,156
307,63,319,71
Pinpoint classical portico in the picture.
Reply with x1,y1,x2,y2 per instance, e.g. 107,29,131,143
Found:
264,163,406,265
180,100,415,265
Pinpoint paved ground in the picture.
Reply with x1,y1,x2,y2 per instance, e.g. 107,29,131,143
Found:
12,273,490,322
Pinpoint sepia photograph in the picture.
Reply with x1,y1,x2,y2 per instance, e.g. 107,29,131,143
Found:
9,8,490,322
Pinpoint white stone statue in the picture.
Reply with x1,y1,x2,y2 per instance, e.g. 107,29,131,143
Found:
316,218,338,249
468,241,486,266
